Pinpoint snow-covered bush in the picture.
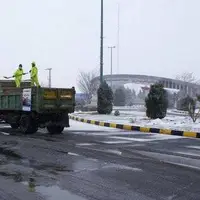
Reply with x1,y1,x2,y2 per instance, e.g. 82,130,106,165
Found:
129,118,136,123
145,83,168,119
114,110,120,116
97,81,113,114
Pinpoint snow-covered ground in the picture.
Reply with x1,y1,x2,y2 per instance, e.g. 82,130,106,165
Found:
72,109,200,132
113,106,187,116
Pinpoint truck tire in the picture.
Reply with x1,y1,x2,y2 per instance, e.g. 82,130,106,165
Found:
46,125,64,134
10,123,19,129
19,115,38,134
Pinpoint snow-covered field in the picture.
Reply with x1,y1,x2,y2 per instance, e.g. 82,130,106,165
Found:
72,109,200,132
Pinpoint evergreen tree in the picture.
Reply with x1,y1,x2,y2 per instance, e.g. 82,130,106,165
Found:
145,83,168,119
97,81,113,114
114,87,126,106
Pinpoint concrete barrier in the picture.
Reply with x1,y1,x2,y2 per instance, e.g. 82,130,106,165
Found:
69,115,200,139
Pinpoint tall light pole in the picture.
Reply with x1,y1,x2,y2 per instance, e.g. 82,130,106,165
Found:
100,0,104,84
45,68,52,88
117,3,120,74
108,46,115,89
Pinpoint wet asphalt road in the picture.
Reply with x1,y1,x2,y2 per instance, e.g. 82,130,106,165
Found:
0,121,200,200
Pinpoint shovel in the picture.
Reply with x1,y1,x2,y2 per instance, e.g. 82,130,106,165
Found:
3,72,29,79
3,76,13,79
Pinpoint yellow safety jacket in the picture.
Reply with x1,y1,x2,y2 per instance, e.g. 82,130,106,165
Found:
13,69,24,81
30,66,38,78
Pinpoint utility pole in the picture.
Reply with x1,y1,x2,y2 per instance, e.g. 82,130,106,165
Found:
100,0,104,84
108,46,116,89
45,68,52,88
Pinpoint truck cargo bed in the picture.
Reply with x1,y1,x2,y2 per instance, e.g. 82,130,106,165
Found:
0,87,76,113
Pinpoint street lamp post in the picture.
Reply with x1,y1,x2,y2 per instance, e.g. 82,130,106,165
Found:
108,46,116,89
45,68,52,88
117,3,120,74
100,0,104,84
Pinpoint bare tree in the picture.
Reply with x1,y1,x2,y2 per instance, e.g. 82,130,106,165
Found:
176,72,200,84
77,69,98,96
188,96,200,122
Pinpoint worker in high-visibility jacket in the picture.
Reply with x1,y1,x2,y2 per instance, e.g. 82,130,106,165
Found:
13,64,25,87
29,62,40,87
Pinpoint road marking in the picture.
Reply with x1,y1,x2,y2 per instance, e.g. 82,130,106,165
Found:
71,132,134,136
176,151,200,157
1,125,11,128
166,162,200,171
187,146,200,150
102,149,122,155
76,143,96,146
92,148,123,155
87,158,99,162
134,150,200,170
1,132,10,136
103,164,143,172
109,136,154,142
68,152,79,156
109,134,183,142
79,146,125,157
100,141,133,144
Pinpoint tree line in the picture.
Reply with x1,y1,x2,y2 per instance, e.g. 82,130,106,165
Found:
77,70,200,121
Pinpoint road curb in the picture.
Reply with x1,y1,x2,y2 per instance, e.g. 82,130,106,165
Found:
69,115,200,139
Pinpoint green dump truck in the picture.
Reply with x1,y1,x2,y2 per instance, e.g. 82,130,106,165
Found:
0,84,76,134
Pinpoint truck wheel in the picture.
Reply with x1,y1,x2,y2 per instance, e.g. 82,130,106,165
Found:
10,123,19,129
19,115,38,134
47,125,64,134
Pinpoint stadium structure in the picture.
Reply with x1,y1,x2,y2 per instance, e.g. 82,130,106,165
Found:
91,74,200,97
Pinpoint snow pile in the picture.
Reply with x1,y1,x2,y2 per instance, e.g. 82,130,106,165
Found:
147,118,166,125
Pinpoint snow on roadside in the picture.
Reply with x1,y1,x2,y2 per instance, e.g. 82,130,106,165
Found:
72,111,200,133
68,120,120,132
131,116,200,132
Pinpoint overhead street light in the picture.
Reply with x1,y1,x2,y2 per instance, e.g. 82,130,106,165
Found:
45,68,52,88
117,3,120,74
108,46,116,89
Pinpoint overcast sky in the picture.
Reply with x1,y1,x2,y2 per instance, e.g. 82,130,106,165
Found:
0,0,200,91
